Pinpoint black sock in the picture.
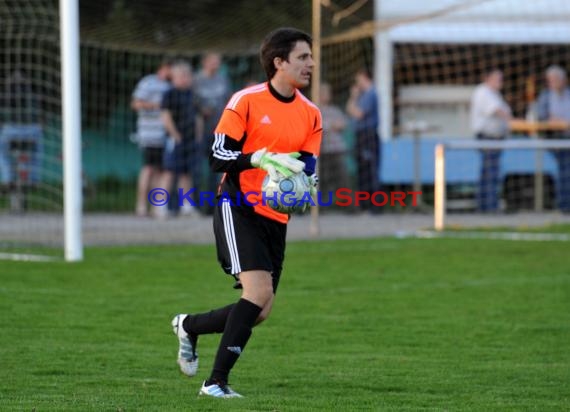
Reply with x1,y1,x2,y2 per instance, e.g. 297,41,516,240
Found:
207,298,262,385
183,304,235,336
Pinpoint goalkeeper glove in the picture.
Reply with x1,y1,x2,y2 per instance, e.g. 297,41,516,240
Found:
307,173,318,198
251,148,305,181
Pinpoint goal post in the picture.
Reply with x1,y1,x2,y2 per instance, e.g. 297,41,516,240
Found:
434,139,570,231
60,0,83,261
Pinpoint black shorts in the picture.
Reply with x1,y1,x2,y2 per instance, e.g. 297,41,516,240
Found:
142,147,164,167
213,199,287,293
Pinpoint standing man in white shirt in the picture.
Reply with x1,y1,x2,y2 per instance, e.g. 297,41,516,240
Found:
470,68,512,212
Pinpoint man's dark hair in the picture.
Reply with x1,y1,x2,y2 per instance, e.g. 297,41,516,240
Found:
260,27,312,80
355,67,372,80
482,67,502,79
159,57,176,69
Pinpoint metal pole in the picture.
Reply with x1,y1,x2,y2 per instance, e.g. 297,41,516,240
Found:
535,147,544,211
413,129,422,208
60,0,83,261
310,0,321,237
374,0,393,141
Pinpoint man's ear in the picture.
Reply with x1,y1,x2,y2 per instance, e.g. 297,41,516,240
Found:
273,56,285,71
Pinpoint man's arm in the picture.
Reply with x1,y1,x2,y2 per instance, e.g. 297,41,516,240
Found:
131,77,161,111
209,133,254,173
346,85,364,120
161,110,182,143
210,133,305,180
132,99,160,111
480,90,511,120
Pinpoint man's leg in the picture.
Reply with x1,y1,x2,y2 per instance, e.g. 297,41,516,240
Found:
555,150,570,212
488,150,501,211
206,270,273,386
136,164,153,216
172,303,235,377
154,170,174,219
178,173,198,215
176,291,273,368
183,304,235,336
478,150,493,211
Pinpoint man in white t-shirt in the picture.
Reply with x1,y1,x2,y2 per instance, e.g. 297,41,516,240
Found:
470,68,512,212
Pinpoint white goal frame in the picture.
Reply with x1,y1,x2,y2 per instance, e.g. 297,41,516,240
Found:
60,0,83,261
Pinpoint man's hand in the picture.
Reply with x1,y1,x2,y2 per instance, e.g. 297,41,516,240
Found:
251,148,305,181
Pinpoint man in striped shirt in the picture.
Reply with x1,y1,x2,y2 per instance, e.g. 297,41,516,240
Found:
171,28,322,398
131,59,172,217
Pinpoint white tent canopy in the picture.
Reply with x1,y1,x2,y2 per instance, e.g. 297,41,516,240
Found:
381,0,570,44
374,0,570,138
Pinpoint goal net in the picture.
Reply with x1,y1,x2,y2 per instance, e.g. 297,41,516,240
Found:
1,0,63,258
3,0,570,258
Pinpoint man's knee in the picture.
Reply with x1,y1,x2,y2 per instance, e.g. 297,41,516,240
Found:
246,283,273,307
240,270,274,307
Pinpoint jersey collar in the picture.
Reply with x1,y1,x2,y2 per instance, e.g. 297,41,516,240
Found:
268,81,296,104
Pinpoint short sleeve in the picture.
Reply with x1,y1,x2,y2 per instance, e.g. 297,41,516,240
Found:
133,77,150,100
214,93,248,141
300,108,322,156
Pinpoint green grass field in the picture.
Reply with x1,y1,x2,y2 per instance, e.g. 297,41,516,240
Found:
1,238,569,411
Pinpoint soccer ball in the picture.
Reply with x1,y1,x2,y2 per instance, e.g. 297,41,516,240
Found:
261,172,311,214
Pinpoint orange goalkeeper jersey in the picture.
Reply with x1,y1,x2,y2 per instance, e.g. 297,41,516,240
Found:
212,82,322,223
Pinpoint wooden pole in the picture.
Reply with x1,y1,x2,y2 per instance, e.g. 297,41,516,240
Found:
310,0,321,237
434,144,446,231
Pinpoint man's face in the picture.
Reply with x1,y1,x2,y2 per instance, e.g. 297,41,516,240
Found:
355,73,368,92
486,71,503,90
203,54,221,74
172,69,192,89
547,73,566,91
276,41,314,88
158,65,171,81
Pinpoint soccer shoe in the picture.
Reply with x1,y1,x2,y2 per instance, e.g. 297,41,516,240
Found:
199,380,243,398
171,314,199,377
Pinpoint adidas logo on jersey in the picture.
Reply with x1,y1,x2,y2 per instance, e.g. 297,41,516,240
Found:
260,115,272,124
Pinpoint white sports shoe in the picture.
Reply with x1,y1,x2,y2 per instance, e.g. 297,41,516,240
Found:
199,380,243,398
179,204,198,217
171,314,199,377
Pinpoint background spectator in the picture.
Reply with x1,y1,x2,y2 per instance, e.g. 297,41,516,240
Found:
346,68,381,213
536,64,570,213
470,67,512,213
131,59,172,217
193,52,231,213
159,61,201,218
318,82,349,197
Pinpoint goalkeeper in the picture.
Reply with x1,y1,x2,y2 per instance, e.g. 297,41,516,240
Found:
171,27,322,398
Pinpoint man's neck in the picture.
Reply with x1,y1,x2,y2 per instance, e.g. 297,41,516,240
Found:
269,78,296,98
